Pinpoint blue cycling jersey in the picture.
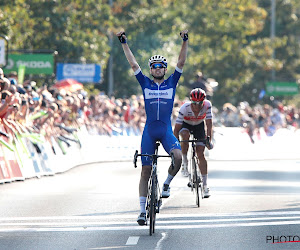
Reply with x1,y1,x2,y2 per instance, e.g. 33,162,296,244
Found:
135,67,182,165
135,67,182,125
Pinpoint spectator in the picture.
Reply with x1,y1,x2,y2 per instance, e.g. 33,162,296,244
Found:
220,103,239,127
189,72,213,100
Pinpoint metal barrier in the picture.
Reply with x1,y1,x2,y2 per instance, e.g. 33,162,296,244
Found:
1,125,299,184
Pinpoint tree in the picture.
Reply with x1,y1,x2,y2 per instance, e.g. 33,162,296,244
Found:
1,0,299,108
1,0,113,85
240,0,300,106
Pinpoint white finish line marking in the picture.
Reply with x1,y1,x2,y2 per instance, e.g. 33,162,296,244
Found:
0,210,300,221
1,216,300,226
126,236,139,245
1,220,300,232
1,211,300,232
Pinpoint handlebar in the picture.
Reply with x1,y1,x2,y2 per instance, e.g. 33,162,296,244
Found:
55,124,77,133
133,150,175,169
0,131,10,138
133,150,138,168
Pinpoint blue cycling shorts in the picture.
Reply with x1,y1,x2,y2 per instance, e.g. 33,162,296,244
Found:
141,120,181,166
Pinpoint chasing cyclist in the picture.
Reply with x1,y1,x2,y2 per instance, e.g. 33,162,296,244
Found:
116,29,188,225
173,88,213,198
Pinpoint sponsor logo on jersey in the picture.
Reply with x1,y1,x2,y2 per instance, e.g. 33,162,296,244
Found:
144,88,173,99
184,113,206,121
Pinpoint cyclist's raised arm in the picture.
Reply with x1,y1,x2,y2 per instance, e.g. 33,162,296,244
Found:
116,31,140,72
177,30,189,70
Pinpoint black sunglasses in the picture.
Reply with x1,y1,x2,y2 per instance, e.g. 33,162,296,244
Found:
191,100,203,105
151,63,165,69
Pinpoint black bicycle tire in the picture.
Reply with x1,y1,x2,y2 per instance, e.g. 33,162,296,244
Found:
149,175,156,235
153,176,157,233
193,158,200,207
189,159,193,192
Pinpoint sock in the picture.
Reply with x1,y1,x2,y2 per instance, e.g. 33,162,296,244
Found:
164,174,174,186
139,196,146,213
202,174,208,186
182,154,188,166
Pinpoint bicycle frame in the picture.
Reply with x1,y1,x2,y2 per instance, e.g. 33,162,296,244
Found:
133,142,174,236
181,136,206,207
147,144,159,235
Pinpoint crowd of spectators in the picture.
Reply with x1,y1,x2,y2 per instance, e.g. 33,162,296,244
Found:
1,67,299,146
217,101,300,143
0,69,90,153
0,68,147,143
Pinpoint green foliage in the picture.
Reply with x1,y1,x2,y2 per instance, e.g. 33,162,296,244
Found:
0,0,299,109
1,0,112,65
83,83,100,96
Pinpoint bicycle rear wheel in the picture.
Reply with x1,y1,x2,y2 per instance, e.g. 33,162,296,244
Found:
149,176,156,235
188,158,193,192
193,158,200,207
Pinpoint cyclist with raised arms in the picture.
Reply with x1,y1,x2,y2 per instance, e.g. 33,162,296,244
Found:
174,88,213,198
116,29,188,225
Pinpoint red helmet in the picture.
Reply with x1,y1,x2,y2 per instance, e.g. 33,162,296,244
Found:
190,88,206,102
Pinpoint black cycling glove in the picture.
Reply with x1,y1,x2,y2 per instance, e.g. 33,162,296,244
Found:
180,32,188,41
206,136,214,150
118,32,127,44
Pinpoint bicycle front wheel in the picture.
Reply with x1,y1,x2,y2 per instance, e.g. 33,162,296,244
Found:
193,158,200,207
149,176,157,235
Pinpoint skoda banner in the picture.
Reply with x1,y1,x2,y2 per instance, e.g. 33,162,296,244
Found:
266,82,299,96
3,54,54,75
56,63,101,83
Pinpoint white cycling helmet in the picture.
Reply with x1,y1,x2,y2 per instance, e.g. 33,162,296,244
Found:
149,55,167,68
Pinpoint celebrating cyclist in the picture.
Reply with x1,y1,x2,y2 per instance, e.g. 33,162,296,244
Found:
173,88,213,198
116,29,188,225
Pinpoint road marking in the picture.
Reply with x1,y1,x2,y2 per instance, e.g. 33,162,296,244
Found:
1,212,300,232
1,211,300,221
1,219,300,232
89,247,130,249
155,233,167,250
1,218,300,232
126,236,139,245
1,216,300,226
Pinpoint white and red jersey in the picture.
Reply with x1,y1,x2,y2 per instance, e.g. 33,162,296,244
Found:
176,100,213,126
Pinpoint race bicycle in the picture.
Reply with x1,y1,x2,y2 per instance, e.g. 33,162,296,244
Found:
180,136,209,207
133,142,174,236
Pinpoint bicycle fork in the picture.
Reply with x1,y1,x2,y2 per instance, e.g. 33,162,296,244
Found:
155,176,162,213
146,165,162,218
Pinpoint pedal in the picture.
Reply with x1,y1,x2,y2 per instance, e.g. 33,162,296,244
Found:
187,182,192,188
158,199,162,208
156,200,162,213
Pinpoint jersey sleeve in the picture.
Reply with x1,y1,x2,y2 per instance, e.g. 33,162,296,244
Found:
168,66,182,88
205,100,213,120
175,104,185,124
134,67,147,88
